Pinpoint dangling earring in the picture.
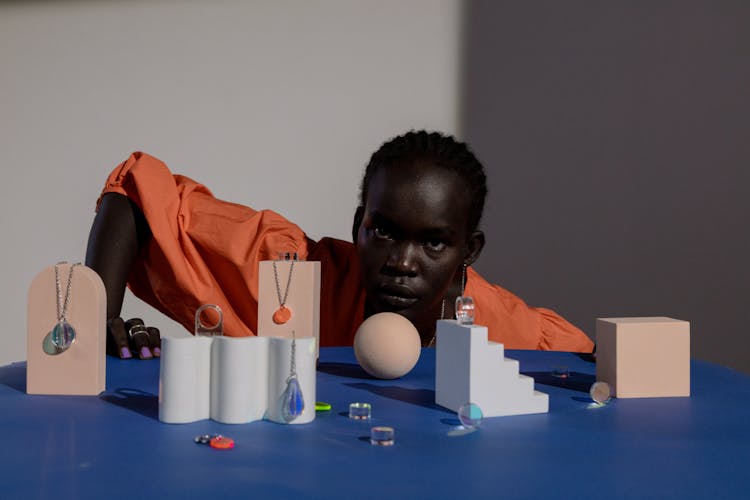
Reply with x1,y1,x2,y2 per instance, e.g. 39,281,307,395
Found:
455,264,475,325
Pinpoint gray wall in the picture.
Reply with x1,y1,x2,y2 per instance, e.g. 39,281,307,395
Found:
463,1,749,373
0,0,461,366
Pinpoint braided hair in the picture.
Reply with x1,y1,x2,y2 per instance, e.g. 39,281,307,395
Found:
358,130,488,233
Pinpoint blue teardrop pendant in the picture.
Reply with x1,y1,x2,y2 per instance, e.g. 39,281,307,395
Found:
281,376,304,422
51,320,76,349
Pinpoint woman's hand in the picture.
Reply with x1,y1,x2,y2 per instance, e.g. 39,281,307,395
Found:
106,317,161,359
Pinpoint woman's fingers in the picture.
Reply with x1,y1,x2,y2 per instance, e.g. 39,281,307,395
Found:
106,317,160,360
107,317,133,359
124,318,152,360
146,327,161,357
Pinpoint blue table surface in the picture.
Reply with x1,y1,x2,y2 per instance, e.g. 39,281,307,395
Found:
1,348,749,500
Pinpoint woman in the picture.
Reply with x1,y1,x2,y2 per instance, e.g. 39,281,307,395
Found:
86,131,593,358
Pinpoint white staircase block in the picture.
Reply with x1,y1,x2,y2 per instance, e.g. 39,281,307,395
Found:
435,320,549,417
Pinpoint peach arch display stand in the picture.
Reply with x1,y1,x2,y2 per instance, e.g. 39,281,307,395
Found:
26,263,106,395
435,320,548,417
257,259,320,352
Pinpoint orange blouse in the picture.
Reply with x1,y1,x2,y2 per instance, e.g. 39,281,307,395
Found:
99,152,594,353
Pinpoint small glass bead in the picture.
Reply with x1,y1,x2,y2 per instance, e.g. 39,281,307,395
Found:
455,296,476,325
590,381,612,404
457,402,483,429
370,426,394,446
348,402,371,420
552,366,570,379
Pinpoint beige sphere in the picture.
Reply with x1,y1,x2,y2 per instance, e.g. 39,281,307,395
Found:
353,312,421,379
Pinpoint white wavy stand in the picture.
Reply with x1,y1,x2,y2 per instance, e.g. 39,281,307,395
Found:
265,337,316,424
159,335,316,424
210,336,269,424
159,336,213,424
435,320,548,417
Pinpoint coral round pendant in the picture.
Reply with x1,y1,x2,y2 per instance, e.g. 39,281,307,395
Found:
273,306,292,324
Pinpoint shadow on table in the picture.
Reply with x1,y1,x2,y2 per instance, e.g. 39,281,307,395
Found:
522,371,594,393
0,362,27,393
100,388,159,420
344,382,451,412
317,362,373,379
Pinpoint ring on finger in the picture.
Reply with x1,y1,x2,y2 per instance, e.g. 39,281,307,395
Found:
128,324,149,340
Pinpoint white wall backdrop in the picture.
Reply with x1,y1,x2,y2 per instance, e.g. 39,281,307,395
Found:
0,0,461,365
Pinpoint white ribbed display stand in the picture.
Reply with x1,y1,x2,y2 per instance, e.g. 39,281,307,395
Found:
159,335,316,425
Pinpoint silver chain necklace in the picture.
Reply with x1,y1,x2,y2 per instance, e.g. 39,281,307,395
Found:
281,330,305,422
51,262,80,349
272,260,295,324
426,299,446,348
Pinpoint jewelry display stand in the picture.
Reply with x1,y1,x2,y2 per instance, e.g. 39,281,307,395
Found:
158,336,213,423
159,335,316,425
596,317,690,398
26,264,106,395
435,320,548,417
257,259,320,354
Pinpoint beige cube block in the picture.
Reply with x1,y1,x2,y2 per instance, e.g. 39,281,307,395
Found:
596,317,690,398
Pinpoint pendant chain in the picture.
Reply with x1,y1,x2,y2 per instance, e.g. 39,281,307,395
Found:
273,260,295,308
55,262,80,323
426,299,446,348
290,330,297,378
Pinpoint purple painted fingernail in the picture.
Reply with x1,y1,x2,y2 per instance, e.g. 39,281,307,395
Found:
152,347,161,357
120,347,132,359
140,346,153,359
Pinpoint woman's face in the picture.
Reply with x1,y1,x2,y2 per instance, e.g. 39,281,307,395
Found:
355,162,478,335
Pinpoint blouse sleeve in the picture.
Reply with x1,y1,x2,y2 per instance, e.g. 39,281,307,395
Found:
98,152,311,337
535,307,594,352
468,267,594,352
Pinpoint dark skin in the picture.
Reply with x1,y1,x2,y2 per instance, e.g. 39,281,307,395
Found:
353,160,485,346
86,193,160,359
87,160,484,356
